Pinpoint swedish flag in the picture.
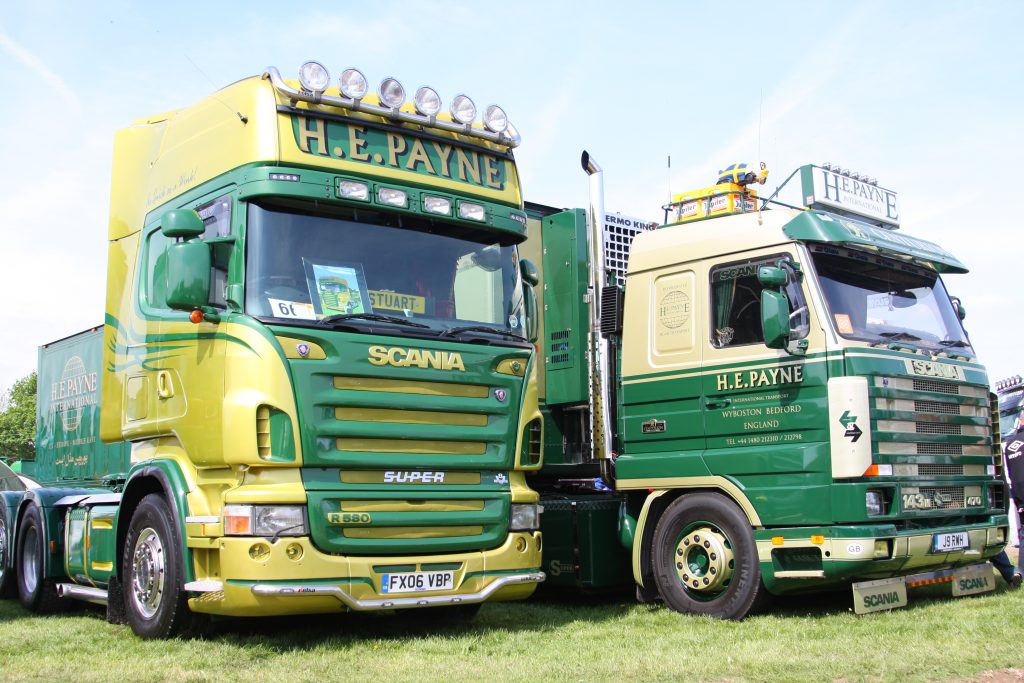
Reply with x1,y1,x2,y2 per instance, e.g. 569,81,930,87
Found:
717,163,758,185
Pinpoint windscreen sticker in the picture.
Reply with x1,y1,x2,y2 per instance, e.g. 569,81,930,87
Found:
369,290,426,314
268,298,317,320
834,313,853,335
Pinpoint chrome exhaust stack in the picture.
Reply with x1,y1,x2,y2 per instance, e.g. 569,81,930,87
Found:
581,151,614,464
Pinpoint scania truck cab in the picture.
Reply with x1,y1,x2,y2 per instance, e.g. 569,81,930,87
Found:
0,61,544,638
530,161,1009,618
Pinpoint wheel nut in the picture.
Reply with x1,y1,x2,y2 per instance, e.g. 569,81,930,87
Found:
677,562,683,569
710,567,716,574
683,574,689,581
703,578,709,585
703,540,710,548
692,580,699,587
693,535,700,542
710,553,717,560
683,539,690,546
677,548,684,556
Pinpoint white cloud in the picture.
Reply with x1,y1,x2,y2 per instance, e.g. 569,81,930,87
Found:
0,32,81,112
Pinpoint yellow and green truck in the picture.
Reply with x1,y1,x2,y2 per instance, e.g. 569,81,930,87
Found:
0,62,544,638
527,159,1009,618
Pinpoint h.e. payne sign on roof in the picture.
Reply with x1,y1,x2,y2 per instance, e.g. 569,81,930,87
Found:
799,164,900,228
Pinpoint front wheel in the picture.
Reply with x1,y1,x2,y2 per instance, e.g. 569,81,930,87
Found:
651,493,769,620
123,494,204,639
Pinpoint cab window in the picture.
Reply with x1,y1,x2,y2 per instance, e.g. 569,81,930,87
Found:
709,255,809,348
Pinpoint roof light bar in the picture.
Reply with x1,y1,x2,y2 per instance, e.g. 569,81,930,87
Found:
263,65,520,148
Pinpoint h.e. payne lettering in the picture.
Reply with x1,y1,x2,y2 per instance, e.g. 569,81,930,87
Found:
294,115,506,190
715,364,804,392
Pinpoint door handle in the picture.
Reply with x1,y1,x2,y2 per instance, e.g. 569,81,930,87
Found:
156,370,174,399
705,398,731,410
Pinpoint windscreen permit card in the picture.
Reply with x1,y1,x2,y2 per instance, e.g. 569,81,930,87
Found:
269,298,317,320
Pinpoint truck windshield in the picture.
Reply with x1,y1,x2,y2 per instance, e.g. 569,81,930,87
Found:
245,203,526,341
809,246,972,354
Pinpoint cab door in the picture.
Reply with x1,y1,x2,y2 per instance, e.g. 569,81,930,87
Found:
699,247,832,525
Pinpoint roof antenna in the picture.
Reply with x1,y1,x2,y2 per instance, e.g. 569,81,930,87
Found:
757,90,765,226
186,55,248,124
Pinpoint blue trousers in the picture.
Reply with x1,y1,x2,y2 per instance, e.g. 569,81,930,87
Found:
992,516,1023,582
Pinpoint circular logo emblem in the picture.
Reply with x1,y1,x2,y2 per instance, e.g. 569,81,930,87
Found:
658,290,691,330
495,389,507,402
297,343,310,358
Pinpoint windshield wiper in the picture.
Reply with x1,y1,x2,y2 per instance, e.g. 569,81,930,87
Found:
319,313,430,329
878,331,922,342
439,325,524,342
938,339,971,348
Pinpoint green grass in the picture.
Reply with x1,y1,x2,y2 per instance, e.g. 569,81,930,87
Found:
1,580,1022,683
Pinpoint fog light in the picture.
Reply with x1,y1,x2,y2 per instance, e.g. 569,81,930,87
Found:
515,537,528,552
286,543,304,561
510,504,541,531
378,77,406,109
873,540,890,558
377,187,408,208
414,86,442,116
338,179,370,201
298,61,330,94
423,195,451,215
483,104,508,133
249,542,271,561
866,491,883,516
458,202,485,221
339,68,368,99
450,94,476,124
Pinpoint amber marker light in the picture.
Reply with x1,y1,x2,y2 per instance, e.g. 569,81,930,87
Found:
862,464,893,476
811,535,825,545
190,309,205,324
771,536,784,546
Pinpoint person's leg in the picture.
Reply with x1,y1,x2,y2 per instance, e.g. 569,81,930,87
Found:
992,550,1016,582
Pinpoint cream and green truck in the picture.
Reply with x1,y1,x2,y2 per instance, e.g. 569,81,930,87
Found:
0,63,1010,638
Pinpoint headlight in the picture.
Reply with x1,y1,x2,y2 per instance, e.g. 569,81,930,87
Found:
414,86,442,116
423,195,451,215
338,179,370,201
458,201,485,222
298,61,330,94
450,94,476,124
223,505,307,537
339,68,368,99
483,104,508,133
377,186,408,208
510,504,542,531
378,77,406,108
866,491,883,517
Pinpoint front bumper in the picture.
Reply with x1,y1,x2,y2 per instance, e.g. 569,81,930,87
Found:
185,530,543,616
755,515,1008,594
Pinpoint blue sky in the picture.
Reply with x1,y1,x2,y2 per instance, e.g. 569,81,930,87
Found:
1,1,1022,393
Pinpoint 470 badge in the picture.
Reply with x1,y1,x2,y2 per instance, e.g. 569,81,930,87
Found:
381,570,455,594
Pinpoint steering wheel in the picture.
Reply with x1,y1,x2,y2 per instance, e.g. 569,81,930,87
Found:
252,275,308,301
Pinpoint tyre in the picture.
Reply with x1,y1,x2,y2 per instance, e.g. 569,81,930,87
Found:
122,494,205,639
651,492,769,620
16,504,64,612
0,513,13,598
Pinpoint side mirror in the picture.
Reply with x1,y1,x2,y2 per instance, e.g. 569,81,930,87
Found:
758,266,787,288
524,286,539,343
761,290,791,349
520,258,540,287
950,296,966,320
161,209,211,312
166,241,211,311
161,209,206,239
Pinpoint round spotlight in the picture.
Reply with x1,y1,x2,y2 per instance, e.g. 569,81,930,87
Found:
414,86,442,116
378,78,406,109
483,104,508,133
450,94,477,124
298,61,330,93
339,68,368,99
